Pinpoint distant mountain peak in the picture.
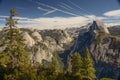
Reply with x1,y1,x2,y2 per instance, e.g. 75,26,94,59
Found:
89,19,110,34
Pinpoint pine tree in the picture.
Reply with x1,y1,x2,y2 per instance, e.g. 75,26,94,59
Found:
82,48,96,80
0,8,18,68
0,8,37,80
71,52,83,79
66,55,72,74
0,8,28,68
71,52,83,74
52,52,62,74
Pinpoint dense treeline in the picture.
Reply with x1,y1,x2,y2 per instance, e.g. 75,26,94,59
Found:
0,8,115,80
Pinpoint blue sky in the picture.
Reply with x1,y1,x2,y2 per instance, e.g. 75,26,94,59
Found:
0,0,120,29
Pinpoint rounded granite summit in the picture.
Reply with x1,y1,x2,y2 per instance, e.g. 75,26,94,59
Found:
89,19,110,34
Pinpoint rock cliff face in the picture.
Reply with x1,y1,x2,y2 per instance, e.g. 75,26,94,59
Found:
69,20,120,79
22,32,35,47
20,28,75,64
90,19,110,34
0,20,120,79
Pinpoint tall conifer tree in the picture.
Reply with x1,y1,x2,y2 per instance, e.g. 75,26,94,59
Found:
0,8,36,80
71,52,83,74
82,48,96,80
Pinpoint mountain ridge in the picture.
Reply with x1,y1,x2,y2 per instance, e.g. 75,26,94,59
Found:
67,20,120,79
0,20,120,79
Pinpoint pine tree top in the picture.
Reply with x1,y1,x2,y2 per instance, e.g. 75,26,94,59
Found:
10,8,17,16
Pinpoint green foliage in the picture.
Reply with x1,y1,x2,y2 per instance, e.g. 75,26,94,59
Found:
0,8,29,68
36,65,57,80
111,40,120,49
71,52,83,77
68,49,96,80
82,48,96,80
100,78,115,80
0,53,10,67
52,52,63,73
3,64,37,80
0,8,111,80
66,49,97,80
92,39,100,45
0,8,36,80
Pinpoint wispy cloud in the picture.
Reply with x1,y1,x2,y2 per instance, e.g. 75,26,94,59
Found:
1,14,120,29
0,15,9,18
36,1,96,21
67,0,94,16
36,1,95,21
37,7,49,12
0,15,94,29
36,2,79,16
58,5,71,11
0,15,31,25
26,15,120,28
103,9,120,17
102,9,120,26
43,10,57,15
60,2,75,10
0,15,29,20
19,16,90,29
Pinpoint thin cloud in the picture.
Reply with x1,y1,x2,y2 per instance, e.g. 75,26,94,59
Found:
0,15,8,18
43,9,57,15
58,5,71,11
17,16,90,29
36,2,79,16
59,2,89,19
103,9,120,26
1,14,119,29
67,0,94,16
37,7,49,12
103,9,120,17
0,19,5,21
60,2,75,10
0,15,29,20
36,1,94,20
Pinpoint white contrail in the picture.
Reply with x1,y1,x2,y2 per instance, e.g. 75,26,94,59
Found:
36,2,57,10
36,1,94,20
58,5,71,11
59,2,80,12
43,9,57,15
60,2,94,20
0,15,8,18
60,2,75,10
67,0,93,15
36,2,79,16
67,0,96,20
37,7,49,12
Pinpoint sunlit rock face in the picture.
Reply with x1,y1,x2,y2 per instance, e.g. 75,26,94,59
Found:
89,19,110,34
0,20,119,79
21,28,75,64
67,20,119,79
22,32,35,47
32,31,43,42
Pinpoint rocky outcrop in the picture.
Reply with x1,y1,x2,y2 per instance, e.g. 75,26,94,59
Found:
0,20,119,79
108,25,120,36
21,29,74,64
67,20,120,79
90,35,120,79
21,20,119,79
32,31,42,42
22,32,35,47
89,19,110,34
